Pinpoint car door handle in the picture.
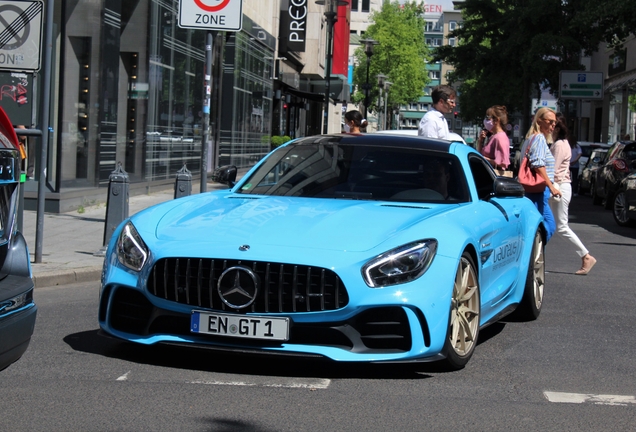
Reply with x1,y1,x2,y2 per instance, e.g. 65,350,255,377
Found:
513,206,521,218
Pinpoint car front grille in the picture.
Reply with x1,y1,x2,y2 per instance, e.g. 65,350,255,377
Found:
147,258,349,313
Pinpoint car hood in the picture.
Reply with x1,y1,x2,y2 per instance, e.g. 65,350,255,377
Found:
147,193,452,253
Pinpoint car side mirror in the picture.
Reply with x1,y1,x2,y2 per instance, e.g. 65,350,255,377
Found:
493,177,525,198
211,165,237,187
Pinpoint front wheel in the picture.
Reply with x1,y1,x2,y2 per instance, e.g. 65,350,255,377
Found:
514,230,545,320
613,191,635,227
440,253,480,370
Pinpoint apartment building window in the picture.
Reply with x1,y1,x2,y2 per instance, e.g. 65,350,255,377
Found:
449,21,457,31
429,70,440,79
426,21,434,32
351,0,358,11
449,38,456,46
361,0,370,12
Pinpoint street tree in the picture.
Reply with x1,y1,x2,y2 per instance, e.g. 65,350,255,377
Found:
351,1,430,115
435,0,604,128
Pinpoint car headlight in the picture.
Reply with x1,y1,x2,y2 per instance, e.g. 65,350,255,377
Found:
116,222,148,271
362,240,438,288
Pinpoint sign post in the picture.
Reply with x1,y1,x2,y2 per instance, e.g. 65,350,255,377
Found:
559,71,604,143
178,0,243,192
0,0,43,72
559,71,604,100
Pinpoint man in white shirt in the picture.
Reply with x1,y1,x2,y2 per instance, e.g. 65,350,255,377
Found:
418,85,457,139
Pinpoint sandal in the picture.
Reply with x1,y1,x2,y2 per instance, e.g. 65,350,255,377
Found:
575,256,596,275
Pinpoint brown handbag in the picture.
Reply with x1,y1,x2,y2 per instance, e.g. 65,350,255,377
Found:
517,137,547,193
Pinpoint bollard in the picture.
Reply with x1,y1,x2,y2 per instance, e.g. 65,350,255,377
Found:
102,162,129,248
174,164,192,199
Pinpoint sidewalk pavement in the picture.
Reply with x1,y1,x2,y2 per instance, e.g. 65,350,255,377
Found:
22,182,225,288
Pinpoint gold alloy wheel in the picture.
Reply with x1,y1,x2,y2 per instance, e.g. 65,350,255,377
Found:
531,232,545,310
449,256,480,357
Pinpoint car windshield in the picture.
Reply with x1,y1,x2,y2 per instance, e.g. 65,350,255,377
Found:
236,142,470,203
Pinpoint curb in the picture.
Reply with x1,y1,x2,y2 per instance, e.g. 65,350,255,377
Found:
33,266,103,289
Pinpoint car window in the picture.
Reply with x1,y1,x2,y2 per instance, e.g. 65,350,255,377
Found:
237,143,470,203
623,144,636,161
606,143,623,161
468,155,496,200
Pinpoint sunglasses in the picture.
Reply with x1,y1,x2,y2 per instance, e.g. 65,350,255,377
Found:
543,118,556,126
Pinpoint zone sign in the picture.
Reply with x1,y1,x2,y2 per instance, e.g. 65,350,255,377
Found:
178,0,243,31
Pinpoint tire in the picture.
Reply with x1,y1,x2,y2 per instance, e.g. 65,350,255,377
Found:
613,191,635,227
441,252,480,370
591,181,602,205
515,230,545,320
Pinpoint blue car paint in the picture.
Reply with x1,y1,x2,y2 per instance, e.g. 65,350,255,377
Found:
99,137,544,363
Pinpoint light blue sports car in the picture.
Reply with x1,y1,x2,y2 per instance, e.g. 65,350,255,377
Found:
99,133,545,369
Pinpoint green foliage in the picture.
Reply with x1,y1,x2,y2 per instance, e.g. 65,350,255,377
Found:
352,1,430,112
271,135,292,147
434,0,623,125
629,95,636,114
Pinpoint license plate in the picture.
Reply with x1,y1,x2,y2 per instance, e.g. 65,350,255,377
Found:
191,311,289,341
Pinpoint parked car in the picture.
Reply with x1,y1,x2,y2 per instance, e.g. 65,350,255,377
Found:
99,133,545,370
578,149,608,195
592,140,636,208
611,173,636,227
577,141,611,169
0,107,37,371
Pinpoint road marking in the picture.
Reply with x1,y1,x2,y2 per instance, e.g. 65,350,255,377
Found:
188,378,331,389
116,371,131,381
544,391,636,406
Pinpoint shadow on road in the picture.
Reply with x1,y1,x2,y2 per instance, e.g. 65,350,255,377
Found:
63,329,454,378
63,327,510,378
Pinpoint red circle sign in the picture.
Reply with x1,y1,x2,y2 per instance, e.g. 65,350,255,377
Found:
194,0,230,12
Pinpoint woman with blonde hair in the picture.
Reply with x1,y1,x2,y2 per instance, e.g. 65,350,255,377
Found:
479,105,510,174
520,107,561,241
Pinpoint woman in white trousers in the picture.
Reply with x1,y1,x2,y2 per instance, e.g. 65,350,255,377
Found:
550,114,596,275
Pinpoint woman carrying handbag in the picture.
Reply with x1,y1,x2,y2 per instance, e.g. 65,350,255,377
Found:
519,107,561,241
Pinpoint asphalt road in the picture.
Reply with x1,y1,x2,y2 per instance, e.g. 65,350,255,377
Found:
1,196,635,431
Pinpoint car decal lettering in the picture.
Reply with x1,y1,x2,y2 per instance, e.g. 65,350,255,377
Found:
492,240,519,270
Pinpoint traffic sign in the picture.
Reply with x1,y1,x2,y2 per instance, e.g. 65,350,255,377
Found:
178,0,243,31
559,71,604,100
0,0,43,71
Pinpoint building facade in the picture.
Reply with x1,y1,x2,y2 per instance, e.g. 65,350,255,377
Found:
0,0,349,212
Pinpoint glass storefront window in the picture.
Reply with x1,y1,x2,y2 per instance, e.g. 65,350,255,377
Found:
146,2,205,182
219,32,274,168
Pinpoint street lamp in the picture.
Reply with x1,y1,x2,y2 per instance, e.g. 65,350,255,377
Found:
316,0,347,134
360,38,379,120
376,74,387,131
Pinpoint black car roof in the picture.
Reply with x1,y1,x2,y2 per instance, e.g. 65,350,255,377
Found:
290,133,453,153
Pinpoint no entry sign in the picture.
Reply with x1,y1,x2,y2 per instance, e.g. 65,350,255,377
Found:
0,0,43,71
178,0,243,31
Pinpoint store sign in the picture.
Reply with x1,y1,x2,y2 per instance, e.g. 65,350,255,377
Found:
0,1,43,72
178,0,243,31
279,0,306,52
